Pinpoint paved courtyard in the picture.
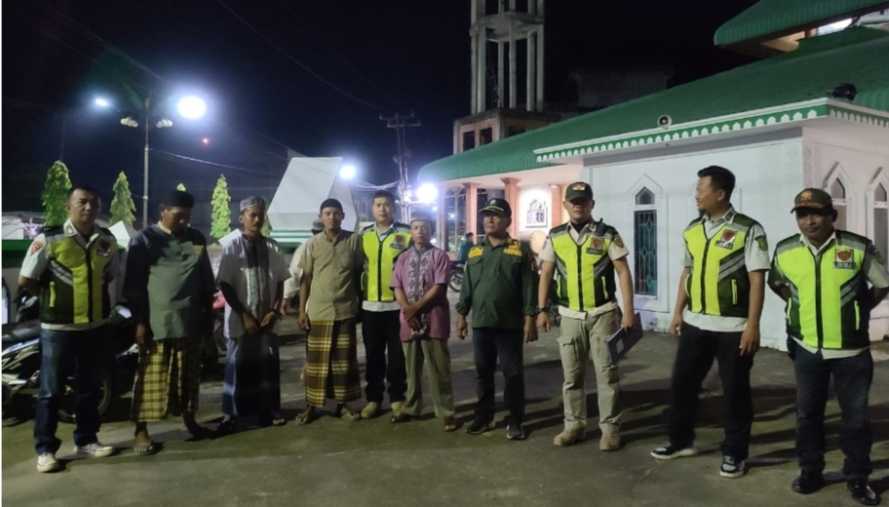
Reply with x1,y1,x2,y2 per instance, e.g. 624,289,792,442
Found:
3,312,889,506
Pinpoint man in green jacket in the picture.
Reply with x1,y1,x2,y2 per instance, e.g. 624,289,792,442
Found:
456,198,538,441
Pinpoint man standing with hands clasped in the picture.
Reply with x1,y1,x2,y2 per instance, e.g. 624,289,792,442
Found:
769,188,888,506
456,198,538,441
537,181,635,451
651,165,768,479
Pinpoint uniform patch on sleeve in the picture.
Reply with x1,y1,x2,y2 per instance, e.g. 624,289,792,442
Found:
29,239,45,254
756,236,768,252
612,234,625,249
504,240,523,256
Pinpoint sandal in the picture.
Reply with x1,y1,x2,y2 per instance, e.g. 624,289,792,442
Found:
297,407,319,425
390,412,411,424
443,417,460,432
133,441,158,456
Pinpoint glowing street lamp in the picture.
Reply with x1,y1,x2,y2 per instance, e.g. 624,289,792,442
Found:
339,164,357,180
93,96,111,109
176,95,207,120
416,183,438,204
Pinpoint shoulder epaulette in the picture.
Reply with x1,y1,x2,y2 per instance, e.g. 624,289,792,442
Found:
394,222,410,230
360,224,374,233
774,234,802,256
836,230,870,249
550,223,569,235
41,225,64,237
732,213,759,229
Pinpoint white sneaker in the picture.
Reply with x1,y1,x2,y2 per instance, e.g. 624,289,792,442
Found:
73,442,114,458
36,453,61,473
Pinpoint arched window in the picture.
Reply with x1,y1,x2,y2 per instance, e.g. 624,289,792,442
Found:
634,187,657,296
873,182,888,261
829,177,848,230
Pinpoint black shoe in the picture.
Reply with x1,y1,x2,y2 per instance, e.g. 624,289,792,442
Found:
506,423,527,441
465,418,494,435
719,455,747,478
848,479,881,506
215,417,240,436
650,443,697,460
791,471,825,494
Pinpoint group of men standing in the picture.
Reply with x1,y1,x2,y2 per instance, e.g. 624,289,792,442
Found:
18,166,887,505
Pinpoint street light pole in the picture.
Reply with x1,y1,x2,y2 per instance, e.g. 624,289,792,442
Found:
142,96,151,229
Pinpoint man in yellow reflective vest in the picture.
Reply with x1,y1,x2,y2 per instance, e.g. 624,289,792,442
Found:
769,188,888,506
359,190,411,421
537,181,635,451
651,165,769,479
19,185,120,473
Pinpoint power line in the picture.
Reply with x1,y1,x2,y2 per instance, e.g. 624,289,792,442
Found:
214,0,384,111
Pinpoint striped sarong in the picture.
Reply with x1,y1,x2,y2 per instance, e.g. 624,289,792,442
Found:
131,337,201,422
304,319,361,407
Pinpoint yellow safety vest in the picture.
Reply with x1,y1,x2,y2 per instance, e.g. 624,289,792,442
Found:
37,226,116,325
550,221,618,312
683,213,758,318
361,223,411,302
773,231,871,350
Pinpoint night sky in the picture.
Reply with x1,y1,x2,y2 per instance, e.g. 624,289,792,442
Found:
2,0,756,225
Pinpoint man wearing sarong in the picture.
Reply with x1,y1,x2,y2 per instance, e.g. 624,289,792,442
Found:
125,190,215,454
297,198,364,424
216,196,289,432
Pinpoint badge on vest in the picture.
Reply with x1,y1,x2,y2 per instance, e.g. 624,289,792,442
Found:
468,246,484,259
504,241,522,257
391,235,407,250
716,229,737,249
586,237,605,255
96,239,114,257
834,248,856,269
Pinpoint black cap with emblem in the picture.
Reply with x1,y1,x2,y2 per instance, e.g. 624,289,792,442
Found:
480,198,511,217
565,181,593,202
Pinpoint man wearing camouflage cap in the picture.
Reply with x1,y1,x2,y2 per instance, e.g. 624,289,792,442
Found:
769,188,889,505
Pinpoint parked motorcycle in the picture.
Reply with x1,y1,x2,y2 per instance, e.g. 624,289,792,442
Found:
447,261,464,292
1,294,137,424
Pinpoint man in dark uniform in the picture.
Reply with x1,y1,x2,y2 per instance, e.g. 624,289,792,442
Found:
456,198,538,441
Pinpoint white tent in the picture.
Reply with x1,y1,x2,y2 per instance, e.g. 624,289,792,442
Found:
108,220,137,249
268,157,357,247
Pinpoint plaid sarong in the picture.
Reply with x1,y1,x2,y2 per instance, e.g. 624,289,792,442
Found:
304,319,361,407
131,337,201,422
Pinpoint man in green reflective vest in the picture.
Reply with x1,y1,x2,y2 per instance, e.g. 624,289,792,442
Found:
19,185,119,473
651,165,769,479
537,181,635,451
769,188,888,506
359,190,411,421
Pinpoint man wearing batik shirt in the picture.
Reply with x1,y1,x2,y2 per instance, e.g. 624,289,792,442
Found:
216,196,290,432
390,213,458,431
125,190,215,455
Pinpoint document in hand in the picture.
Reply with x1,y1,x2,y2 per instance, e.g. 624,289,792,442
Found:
607,312,643,363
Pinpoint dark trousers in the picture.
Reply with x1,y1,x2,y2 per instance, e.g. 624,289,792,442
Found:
472,327,525,425
362,310,406,403
34,328,104,454
793,343,873,479
222,332,281,421
668,323,753,459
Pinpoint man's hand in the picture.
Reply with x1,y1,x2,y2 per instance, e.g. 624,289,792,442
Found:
403,303,419,322
134,323,154,351
669,314,683,337
243,313,260,335
620,311,635,331
408,317,423,332
524,316,538,343
739,324,760,356
260,311,278,329
536,311,552,333
456,313,468,340
297,311,311,332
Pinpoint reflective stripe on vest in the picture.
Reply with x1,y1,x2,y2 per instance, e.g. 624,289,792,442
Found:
551,227,615,311
683,215,754,318
362,226,410,302
39,234,113,325
774,233,870,349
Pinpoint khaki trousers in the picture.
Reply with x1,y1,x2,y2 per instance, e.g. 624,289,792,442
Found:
402,337,455,419
558,308,622,433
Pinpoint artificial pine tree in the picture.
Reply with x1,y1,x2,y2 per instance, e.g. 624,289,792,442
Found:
109,171,136,226
210,174,231,240
41,161,72,227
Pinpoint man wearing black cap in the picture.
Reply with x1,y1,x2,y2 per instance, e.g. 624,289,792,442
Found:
537,181,635,451
296,198,364,423
455,197,538,440
125,189,216,455
769,188,889,505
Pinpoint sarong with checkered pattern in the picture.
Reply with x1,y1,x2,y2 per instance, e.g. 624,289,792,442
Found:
131,337,201,422
304,319,361,407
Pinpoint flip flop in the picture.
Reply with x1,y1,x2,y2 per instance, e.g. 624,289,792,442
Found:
133,441,158,456
297,408,319,425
